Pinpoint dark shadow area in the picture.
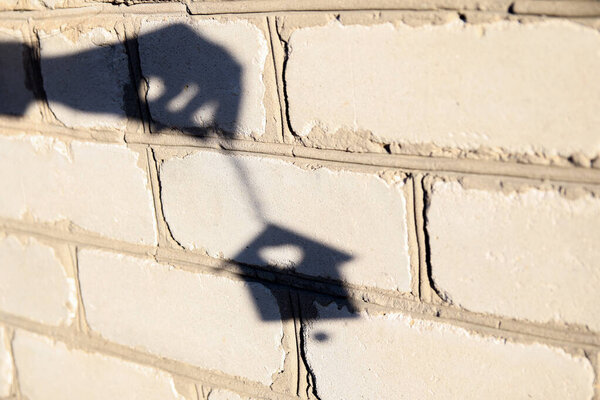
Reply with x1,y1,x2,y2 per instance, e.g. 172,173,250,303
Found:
0,23,356,322
0,24,242,133
235,223,355,321
0,40,37,116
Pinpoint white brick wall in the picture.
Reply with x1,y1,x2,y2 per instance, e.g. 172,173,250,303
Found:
286,20,600,157
427,181,600,331
303,303,595,400
0,234,76,325
0,327,12,398
159,150,411,291
0,2,599,399
77,248,285,385
12,330,188,400
0,134,157,244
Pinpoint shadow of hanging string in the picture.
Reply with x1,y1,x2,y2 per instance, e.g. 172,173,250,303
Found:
0,23,356,322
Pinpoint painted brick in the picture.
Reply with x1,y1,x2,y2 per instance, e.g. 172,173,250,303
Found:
0,327,12,398
303,303,594,400
159,150,411,291
39,28,130,129
286,20,600,157
0,28,37,118
0,134,157,244
0,1,19,11
427,181,600,331
0,234,76,325
139,19,268,135
77,248,284,384
12,330,187,400
208,389,254,400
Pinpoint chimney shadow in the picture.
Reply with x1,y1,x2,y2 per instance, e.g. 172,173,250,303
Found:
0,23,356,322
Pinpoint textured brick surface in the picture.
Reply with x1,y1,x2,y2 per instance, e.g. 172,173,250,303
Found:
0,2,598,398
0,134,157,244
0,1,19,11
139,19,268,135
0,327,12,398
428,181,600,331
286,20,600,157
12,330,187,400
0,235,76,325
78,248,284,384
207,389,254,400
39,28,130,129
159,150,411,291
303,304,595,400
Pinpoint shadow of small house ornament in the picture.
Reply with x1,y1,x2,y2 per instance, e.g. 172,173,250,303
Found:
234,223,356,321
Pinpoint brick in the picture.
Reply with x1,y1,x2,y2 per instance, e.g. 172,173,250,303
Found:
512,1,600,17
34,0,67,8
0,1,19,11
0,134,157,244
0,327,12,398
208,389,254,400
77,248,284,384
0,28,37,118
39,28,130,129
159,150,411,291
0,234,76,325
427,181,600,331
139,19,268,135
303,303,594,399
12,330,187,400
286,20,600,157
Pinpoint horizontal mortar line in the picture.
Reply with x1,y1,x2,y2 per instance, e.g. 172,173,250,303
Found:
153,248,600,354
2,119,574,184
0,313,296,400
0,1,503,19
429,303,600,350
0,6,105,20
2,7,592,20
0,121,126,143
0,4,187,20
0,7,454,21
3,120,579,183
2,218,599,350
186,0,600,16
1,2,599,19
2,117,600,186
0,216,416,305
290,146,600,184
186,5,600,19
186,0,499,13
1,1,598,18
0,218,156,257
187,6,467,15
134,132,600,185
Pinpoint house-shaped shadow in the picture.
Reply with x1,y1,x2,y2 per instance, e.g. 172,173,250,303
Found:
234,223,356,321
